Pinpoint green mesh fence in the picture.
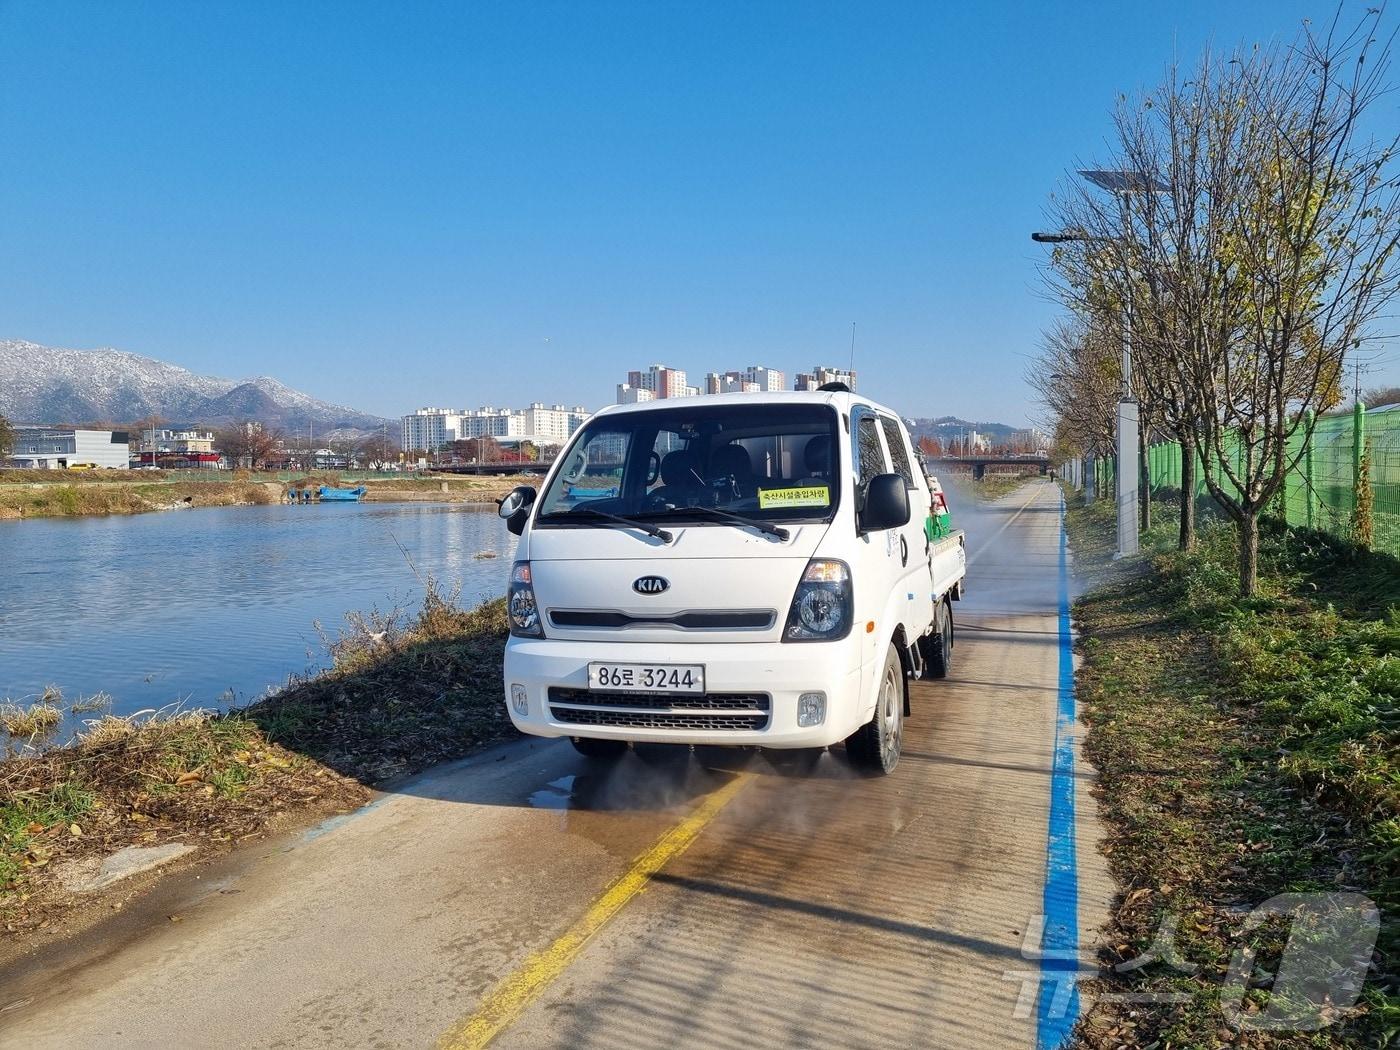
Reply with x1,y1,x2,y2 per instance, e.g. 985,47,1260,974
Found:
1139,404,1400,554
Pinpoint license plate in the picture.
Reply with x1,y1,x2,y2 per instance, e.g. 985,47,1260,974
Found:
588,662,705,694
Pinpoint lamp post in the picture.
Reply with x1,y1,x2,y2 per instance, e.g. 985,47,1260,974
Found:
1032,169,1163,558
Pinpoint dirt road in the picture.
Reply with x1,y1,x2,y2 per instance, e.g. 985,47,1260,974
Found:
0,479,1110,1049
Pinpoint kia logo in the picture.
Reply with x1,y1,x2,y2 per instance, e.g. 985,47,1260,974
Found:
633,575,669,595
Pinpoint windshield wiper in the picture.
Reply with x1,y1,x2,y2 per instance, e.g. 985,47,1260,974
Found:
655,505,790,541
560,506,673,543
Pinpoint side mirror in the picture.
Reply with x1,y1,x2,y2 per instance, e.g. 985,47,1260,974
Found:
859,473,910,533
497,485,536,535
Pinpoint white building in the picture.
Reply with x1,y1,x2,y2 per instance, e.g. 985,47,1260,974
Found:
616,383,657,405
133,427,217,453
705,372,760,395
741,365,785,391
401,403,589,452
401,408,464,452
519,403,590,444
795,366,857,391
5,427,130,469
623,364,691,401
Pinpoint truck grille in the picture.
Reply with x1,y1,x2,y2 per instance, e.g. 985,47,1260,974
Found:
548,610,775,630
547,688,770,731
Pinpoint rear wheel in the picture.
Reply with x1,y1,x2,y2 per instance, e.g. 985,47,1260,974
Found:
570,736,628,760
926,598,954,679
845,646,904,774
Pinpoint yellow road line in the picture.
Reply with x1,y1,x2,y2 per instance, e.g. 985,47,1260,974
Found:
437,772,751,1049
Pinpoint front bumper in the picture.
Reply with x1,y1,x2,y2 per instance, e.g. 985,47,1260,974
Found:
503,637,864,748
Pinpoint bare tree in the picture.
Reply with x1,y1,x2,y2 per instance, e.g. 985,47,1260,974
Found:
1044,10,1399,589
1194,14,1399,593
355,430,401,469
0,414,13,458
1025,317,1120,500
1363,384,1400,408
215,420,284,470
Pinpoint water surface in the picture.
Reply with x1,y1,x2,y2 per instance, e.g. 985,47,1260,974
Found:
0,502,517,733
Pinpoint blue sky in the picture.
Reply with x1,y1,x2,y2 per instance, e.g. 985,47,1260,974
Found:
0,0,1367,426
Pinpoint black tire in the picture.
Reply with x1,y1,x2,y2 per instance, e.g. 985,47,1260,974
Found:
926,598,954,679
570,736,628,760
844,646,904,774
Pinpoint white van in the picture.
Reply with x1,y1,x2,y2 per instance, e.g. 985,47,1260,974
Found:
498,388,966,774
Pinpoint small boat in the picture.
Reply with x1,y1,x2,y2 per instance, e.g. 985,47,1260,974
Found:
317,485,367,502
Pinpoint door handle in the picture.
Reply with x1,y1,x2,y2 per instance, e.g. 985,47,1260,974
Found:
899,535,908,567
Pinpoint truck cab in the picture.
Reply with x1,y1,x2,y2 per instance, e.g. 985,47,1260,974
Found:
499,390,966,774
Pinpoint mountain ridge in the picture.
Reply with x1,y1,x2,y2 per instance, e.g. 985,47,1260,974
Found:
0,340,390,435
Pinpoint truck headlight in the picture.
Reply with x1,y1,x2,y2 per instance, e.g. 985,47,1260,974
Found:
508,562,543,638
797,692,827,727
782,559,853,642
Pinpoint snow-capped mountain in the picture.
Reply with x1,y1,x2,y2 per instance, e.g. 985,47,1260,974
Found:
0,340,390,434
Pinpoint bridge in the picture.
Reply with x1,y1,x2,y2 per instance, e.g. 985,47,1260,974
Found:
925,455,1050,480
428,460,556,477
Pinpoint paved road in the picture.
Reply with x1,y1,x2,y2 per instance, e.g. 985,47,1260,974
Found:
0,478,1111,1049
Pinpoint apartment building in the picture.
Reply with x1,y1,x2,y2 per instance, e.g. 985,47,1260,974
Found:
794,365,857,391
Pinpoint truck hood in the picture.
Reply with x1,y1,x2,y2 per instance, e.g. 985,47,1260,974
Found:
523,521,831,645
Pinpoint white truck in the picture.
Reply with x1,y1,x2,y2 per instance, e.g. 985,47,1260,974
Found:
498,387,966,774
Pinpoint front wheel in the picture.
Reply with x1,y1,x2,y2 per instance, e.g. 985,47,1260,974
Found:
570,736,628,761
844,646,904,774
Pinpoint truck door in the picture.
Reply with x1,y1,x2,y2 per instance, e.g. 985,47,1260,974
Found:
878,413,937,638
850,406,905,682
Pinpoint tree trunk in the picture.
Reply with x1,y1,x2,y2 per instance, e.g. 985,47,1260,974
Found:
1178,432,1196,551
1238,512,1259,597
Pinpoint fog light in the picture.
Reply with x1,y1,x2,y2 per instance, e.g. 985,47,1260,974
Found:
510,683,529,717
797,691,826,728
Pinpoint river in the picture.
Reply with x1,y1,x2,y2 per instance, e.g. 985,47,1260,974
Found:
0,502,517,739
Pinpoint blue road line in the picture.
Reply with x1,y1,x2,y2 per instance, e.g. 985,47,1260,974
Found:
1036,491,1081,1049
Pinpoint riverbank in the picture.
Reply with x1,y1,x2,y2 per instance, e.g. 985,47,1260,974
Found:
0,471,532,519
0,589,513,950
1064,493,1397,1048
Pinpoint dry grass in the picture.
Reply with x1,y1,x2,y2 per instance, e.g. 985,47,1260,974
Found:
0,710,368,936
246,584,514,783
0,703,62,739
0,481,276,518
1066,491,1398,1049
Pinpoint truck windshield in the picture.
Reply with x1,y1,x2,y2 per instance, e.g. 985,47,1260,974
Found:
536,403,841,524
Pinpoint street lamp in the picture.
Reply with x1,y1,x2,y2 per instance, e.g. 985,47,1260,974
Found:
1032,168,1164,558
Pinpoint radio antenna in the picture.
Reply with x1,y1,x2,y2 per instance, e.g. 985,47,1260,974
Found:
848,322,856,374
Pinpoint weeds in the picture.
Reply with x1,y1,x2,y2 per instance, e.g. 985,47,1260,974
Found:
0,709,366,932
68,692,112,715
0,703,62,739
248,586,512,782
1066,492,1398,1048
